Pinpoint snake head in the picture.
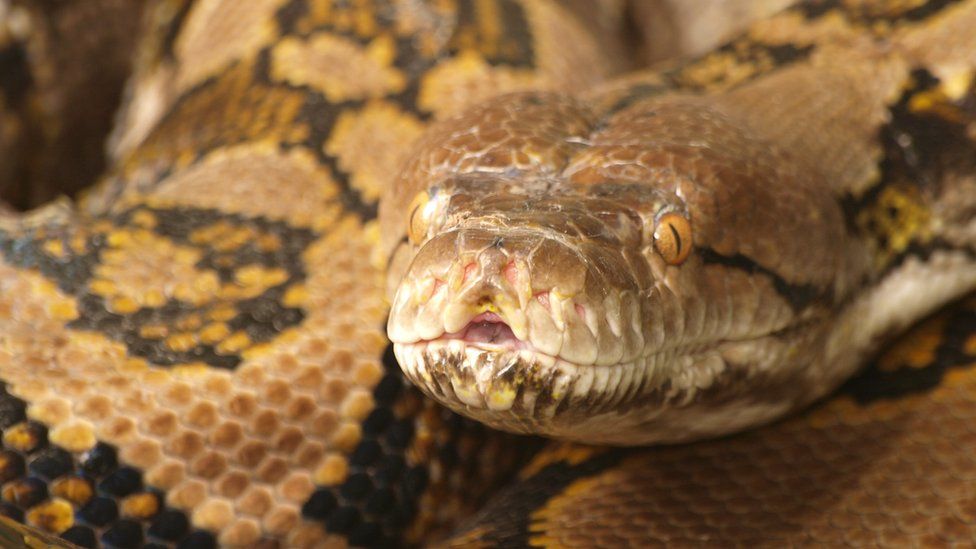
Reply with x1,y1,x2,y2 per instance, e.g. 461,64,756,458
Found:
381,92,855,445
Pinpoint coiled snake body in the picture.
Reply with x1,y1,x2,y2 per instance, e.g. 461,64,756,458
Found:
0,0,975,547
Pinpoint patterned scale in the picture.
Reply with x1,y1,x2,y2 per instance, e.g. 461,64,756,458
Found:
0,0,974,548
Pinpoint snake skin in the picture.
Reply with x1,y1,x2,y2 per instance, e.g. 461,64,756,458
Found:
383,0,976,446
0,0,974,548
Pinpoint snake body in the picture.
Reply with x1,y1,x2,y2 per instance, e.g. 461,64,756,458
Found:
383,0,976,447
0,0,974,547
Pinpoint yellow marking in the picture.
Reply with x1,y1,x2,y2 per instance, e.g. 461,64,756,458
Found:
486,386,517,411
858,185,932,269
119,358,150,375
476,0,502,58
909,87,968,123
199,322,231,344
330,422,363,453
25,498,74,534
528,474,606,548
3,423,39,452
943,69,975,101
353,0,378,37
283,284,308,308
47,300,78,321
242,342,275,360
69,234,88,254
256,233,282,252
121,493,160,519
130,209,157,229
235,265,288,288
965,334,976,356
165,333,198,353
519,443,604,480
42,239,65,258
88,279,118,297
878,315,946,371
217,331,251,354
207,304,238,322
108,296,140,315
139,325,170,339
106,229,133,248
51,477,93,506
314,453,349,486
144,289,167,308
437,527,493,549
49,422,97,453
171,363,211,378
175,314,203,331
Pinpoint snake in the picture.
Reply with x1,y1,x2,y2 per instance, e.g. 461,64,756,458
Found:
0,0,974,547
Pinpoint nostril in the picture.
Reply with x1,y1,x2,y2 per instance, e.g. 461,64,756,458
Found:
503,261,518,287
427,278,445,301
534,291,551,312
461,262,477,283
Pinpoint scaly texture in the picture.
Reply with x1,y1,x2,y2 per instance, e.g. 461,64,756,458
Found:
0,0,626,546
384,0,976,445
0,1,975,548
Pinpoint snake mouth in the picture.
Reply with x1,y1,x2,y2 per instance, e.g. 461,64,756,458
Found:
437,312,531,351
393,320,653,438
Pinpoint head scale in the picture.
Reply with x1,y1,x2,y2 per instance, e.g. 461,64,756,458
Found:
381,92,852,445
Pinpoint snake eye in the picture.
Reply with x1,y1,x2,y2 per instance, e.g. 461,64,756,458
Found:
407,191,430,245
653,213,692,265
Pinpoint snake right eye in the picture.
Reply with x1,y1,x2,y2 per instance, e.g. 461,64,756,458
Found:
408,191,431,245
653,212,693,265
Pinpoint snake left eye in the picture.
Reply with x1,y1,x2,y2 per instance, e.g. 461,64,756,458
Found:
407,191,431,245
653,213,693,265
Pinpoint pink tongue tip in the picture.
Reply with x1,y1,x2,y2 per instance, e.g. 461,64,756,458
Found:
470,312,504,323
461,312,521,347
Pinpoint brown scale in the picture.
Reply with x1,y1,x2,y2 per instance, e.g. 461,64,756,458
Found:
448,298,976,547
0,0,975,548
0,0,626,546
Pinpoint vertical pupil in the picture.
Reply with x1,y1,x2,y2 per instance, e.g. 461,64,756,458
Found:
668,222,682,256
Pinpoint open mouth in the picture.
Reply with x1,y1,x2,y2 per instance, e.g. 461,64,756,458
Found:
437,312,533,352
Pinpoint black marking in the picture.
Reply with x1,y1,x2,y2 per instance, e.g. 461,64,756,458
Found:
606,41,816,116
28,448,74,480
299,343,532,546
274,0,309,36
604,82,670,119
841,298,976,405
302,348,418,547
698,247,825,311
291,90,379,220
80,443,119,479
449,0,535,68
71,0,539,225
796,0,967,26
0,43,33,110
60,526,97,548
840,67,976,266
450,450,625,547
879,238,976,283
669,41,816,92
0,384,201,545
0,205,316,369
158,0,196,61
101,519,144,547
